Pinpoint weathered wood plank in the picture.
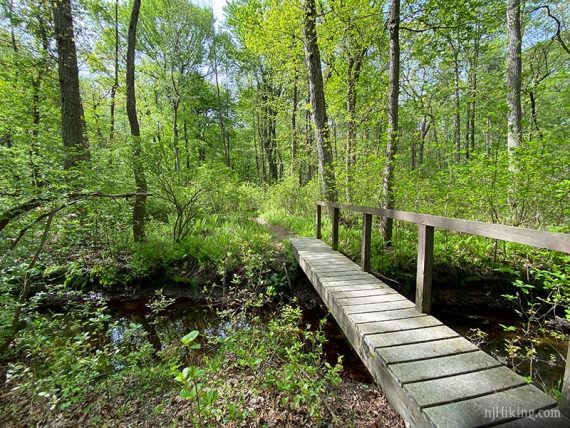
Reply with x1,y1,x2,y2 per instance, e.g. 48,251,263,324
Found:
390,351,502,384
291,237,564,428
324,284,384,292
316,272,377,280
356,316,441,336
323,280,389,289
351,308,425,324
377,337,478,364
315,204,322,239
424,384,557,427
361,212,372,272
416,224,434,314
366,325,458,349
344,300,415,314
332,206,340,250
317,201,570,254
331,288,399,299
338,294,406,306
406,366,527,408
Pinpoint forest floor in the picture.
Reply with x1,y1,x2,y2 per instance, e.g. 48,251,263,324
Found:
1,379,404,427
0,218,406,427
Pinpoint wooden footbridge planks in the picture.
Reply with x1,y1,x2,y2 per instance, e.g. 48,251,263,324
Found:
290,237,568,428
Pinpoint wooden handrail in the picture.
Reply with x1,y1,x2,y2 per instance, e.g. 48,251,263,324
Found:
317,201,570,254
315,200,570,412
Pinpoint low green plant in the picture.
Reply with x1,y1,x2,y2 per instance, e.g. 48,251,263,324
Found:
175,304,343,426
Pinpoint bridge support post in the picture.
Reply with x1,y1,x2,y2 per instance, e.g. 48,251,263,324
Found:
332,207,340,250
316,204,322,239
416,224,434,314
361,213,372,272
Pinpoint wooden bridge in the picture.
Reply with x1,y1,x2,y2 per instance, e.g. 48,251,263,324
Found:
290,201,570,427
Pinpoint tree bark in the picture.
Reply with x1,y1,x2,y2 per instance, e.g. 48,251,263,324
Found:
345,48,365,202
52,0,90,169
506,0,522,170
109,0,119,146
302,0,336,201
173,99,180,171
453,48,461,163
213,30,229,168
381,0,400,247
126,0,147,242
184,118,190,169
529,91,542,139
291,73,298,175
30,14,49,187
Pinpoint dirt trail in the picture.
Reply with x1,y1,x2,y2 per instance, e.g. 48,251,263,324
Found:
256,217,295,241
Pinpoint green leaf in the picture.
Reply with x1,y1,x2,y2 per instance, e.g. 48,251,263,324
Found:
181,330,200,346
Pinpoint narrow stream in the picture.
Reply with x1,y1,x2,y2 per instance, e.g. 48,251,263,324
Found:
47,280,567,396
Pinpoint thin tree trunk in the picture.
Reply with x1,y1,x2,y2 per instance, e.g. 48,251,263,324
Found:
52,0,90,169
529,91,542,139
93,93,104,143
453,49,461,163
184,118,190,169
8,0,17,53
126,0,147,242
173,100,180,171
302,0,336,201
109,0,119,145
465,106,471,160
506,0,522,170
417,115,429,165
0,213,54,356
381,0,400,247
465,28,480,159
29,16,49,187
213,31,229,168
345,50,364,202
291,74,298,175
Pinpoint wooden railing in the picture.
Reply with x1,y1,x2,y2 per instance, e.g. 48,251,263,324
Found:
316,200,570,416
316,201,570,314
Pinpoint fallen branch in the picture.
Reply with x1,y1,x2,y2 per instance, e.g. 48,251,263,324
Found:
0,191,153,233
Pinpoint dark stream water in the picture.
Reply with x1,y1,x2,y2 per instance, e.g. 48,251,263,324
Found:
75,280,567,396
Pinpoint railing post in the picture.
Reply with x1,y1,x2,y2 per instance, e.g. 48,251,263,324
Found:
332,206,340,251
316,204,322,239
416,224,434,314
561,341,570,417
361,213,372,272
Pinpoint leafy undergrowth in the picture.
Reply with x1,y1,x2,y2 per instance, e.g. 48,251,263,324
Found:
0,299,404,427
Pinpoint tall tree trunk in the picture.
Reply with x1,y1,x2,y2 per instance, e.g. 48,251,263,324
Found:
8,0,17,53
109,0,119,146
418,115,429,167
29,15,49,187
381,0,400,247
126,0,147,242
506,0,522,171
92,93,104,143
302,0,336,201
52,0,90,169
291,73,298,175
183,118,190,169
213,30,229,168
345,49,365,202
453,48,461,163
529,91,542,139
172,100,180,171
260,81,278,183
465,27,480,160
